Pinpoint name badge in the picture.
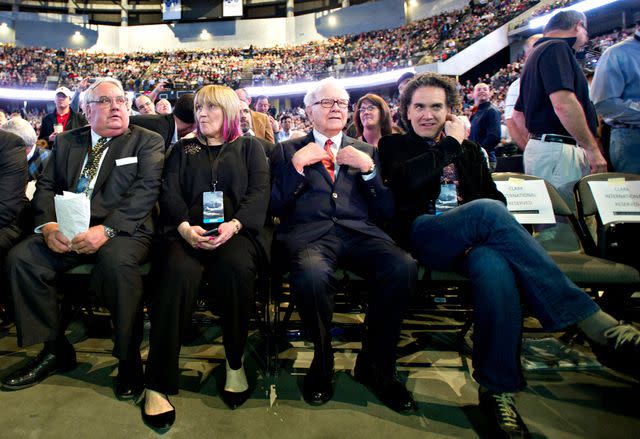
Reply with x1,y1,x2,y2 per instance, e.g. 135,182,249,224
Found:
203,191,224,224
435,183,459,215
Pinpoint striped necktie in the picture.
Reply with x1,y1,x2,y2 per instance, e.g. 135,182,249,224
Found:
322,139,335,182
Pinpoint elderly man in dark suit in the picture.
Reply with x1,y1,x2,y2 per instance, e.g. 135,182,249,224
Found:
0,130,28,325
2,78,165,400
270,78,417,413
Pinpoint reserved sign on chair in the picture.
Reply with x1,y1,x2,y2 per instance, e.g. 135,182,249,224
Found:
588,180,640,225
495,179,555,224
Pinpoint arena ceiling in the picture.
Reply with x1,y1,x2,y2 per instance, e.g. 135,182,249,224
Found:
0,0,373,26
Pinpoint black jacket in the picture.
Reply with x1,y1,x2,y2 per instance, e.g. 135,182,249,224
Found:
378,131,505,246
129,114,175,151
160,135,271,262
38,109,88,148
34,125,165,236
0,131,28,233
270,132,394,257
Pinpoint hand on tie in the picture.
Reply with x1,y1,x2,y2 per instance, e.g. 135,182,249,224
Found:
291,142,332,174
336,146,374,173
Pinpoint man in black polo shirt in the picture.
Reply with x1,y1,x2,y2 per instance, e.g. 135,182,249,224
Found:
512,10,606,201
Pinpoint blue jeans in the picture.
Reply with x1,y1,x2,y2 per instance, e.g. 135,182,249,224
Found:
410,199,600,392
610,127,640,174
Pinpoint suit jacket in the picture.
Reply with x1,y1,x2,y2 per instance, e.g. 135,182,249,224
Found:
0,131,28,231
38,109,88,148
129,114,175,151
270,132,394,256
251,110,275,143
33,125,165,237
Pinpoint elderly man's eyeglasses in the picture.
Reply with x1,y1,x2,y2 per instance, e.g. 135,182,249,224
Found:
313,99,349,109
358,105,378,113
88,96,128,107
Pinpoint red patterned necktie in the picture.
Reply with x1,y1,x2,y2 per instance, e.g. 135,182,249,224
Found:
322,139,335,182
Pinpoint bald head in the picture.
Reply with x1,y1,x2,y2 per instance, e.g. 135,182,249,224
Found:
235,89,251,105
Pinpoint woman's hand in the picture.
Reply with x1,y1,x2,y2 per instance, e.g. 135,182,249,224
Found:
177,220,242,251
178,222,214,250
207,219,242,250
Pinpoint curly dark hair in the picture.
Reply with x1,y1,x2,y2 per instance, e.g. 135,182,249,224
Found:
399,73,461,129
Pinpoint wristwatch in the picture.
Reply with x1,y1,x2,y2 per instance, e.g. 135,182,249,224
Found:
104,226,117,239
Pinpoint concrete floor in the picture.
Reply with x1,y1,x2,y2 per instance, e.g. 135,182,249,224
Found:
0,312,638,439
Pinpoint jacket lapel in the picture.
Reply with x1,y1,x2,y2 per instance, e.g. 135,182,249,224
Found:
91,128,131,198
68,130,91,191
334,135,357,182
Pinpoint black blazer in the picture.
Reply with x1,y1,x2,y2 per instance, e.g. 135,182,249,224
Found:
129,114,175,151
0,131,28,230
160,136,271,262
271,132,394,256
38,109,88,148
33,125,165,237
378,132,505,246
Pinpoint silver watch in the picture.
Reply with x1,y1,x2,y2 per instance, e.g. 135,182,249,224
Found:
104,226,117,239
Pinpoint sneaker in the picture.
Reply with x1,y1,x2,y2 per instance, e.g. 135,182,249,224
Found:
479,391,530,438
589,323,640,380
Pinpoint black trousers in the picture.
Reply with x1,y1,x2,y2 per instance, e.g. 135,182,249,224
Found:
288,226,417,377
145,234,259,395
1,224,23,304
7,234,150,360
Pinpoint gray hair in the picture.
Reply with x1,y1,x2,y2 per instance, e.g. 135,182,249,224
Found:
1,117,37,148
83,77,125,107
544,10,587,33
303,77,349,108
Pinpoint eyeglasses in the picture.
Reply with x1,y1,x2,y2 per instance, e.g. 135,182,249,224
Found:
87,96,128,108
313,99,349,109
358,105,378,113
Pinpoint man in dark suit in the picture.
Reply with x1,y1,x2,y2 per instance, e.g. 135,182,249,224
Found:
39,86,88,149
2,78,164,400
0,130,28,325
129,93,196,152
270,78,417,413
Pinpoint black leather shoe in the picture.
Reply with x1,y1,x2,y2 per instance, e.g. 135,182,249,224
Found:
141,393,175,433
221,388,251,410
303,357,334,406
2,348,77,390
479,390,530,438
354,360,416,414
115,359,144,400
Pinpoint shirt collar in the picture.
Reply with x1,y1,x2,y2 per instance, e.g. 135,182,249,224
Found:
90,130,111,146
313,129,342,149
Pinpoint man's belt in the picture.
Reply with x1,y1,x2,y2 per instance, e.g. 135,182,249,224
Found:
529,133,577,145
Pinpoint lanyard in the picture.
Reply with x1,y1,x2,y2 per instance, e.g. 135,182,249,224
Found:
204,141,228,191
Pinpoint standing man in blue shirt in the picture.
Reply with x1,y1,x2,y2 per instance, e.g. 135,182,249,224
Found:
591,14,640,173
470,83,501,170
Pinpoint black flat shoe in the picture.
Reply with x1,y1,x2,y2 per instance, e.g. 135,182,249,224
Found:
221,388,251,410
2,348,77,390
141,394,175,433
